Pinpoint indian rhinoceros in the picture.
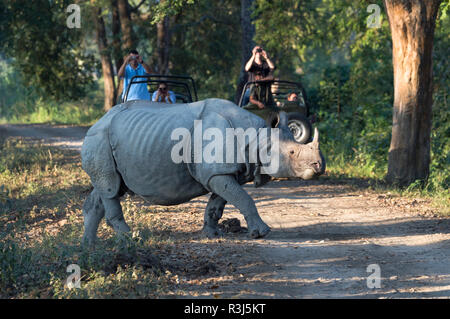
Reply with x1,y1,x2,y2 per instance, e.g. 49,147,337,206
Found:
81,98,325,245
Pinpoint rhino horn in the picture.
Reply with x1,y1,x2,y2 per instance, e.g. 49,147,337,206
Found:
312,127,319,145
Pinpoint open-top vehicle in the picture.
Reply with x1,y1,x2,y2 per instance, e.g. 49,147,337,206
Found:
123,74,198,103
238,79,314,144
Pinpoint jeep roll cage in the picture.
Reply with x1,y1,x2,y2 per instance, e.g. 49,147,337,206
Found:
123,74,198,103
238,79,311,117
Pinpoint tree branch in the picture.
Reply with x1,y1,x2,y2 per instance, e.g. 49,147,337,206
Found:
129,0,146,13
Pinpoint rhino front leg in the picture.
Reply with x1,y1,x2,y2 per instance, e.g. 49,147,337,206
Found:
82,189,105,246
202,193,227,238
101,195,131,234
208,175,270,238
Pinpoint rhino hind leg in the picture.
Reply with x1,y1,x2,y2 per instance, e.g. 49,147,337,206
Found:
202,194,227,238
101,195,131,234
82,189,106,246
208,175,270,239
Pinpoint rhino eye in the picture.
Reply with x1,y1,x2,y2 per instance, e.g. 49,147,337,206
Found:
290,150,295,155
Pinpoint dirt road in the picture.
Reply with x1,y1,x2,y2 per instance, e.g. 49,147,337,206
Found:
1,124,449,298
165,180,450,298
0,124,89,150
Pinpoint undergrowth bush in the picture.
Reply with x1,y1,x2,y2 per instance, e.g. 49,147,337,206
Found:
0,59,104,125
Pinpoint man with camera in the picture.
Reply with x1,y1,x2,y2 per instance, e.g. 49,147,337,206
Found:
152,82,176,103
118,49,153,102
244,46,275,109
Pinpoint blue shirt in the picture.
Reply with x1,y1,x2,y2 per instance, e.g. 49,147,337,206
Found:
152,90,176,103
121,64,151,101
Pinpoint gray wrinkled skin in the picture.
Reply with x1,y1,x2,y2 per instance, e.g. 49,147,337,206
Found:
81,98,325,245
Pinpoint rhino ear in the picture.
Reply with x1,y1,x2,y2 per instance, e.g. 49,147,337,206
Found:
266,112,288,128
266,112,280,128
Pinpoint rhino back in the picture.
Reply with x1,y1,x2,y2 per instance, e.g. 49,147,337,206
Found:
108,101,208,204
198,98,266,130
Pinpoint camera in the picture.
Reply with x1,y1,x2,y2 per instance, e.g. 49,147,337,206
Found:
256,48,262,53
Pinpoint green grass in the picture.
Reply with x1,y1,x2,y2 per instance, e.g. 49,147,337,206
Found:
0,99,104,125
0,96,104,126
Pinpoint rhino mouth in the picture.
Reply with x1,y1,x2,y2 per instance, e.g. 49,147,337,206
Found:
300,168,316,180
295,162,324,180
311,161,325,175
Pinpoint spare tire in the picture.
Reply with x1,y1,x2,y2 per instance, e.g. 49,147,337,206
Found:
287,112,312,144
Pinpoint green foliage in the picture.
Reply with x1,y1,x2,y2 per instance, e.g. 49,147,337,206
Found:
253,0,447,195
168,0,242,100
0,59,36,112
150,0,197,24
0,0,97,101
0,57,103,124
427,1,450,193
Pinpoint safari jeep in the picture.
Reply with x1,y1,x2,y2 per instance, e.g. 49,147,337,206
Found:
238,79,314,144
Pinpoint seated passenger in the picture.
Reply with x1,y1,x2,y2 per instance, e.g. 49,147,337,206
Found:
248,80,275,109
152,82,176,103
287,92,298,101
249,85,266,109
286,92,305,106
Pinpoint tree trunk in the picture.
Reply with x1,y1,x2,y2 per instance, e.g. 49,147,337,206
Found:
111,0,123,72
384,0,441,186
117,0,134,51
156,15,170,74
94,8,116,111
235,0,255,104
111,0,124,103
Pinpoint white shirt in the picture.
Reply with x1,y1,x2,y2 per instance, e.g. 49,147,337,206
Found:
152,90,176,103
